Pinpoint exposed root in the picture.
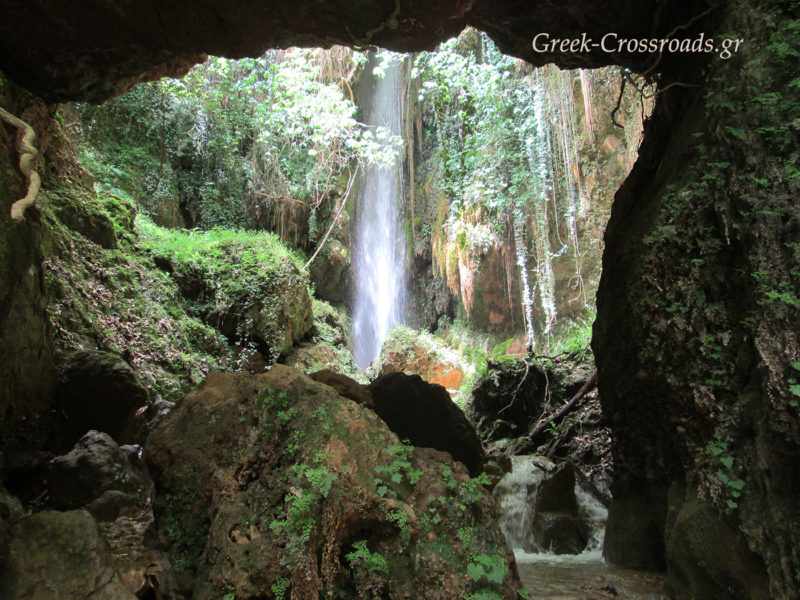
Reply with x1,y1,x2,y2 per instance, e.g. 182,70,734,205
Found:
0,106,41,221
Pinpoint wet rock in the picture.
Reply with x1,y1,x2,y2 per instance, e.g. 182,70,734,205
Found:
309,239,350,304
50,349,150,452
530,463,588,555
0,509,136,599
368,371,485,475
531,512,589,555
533,462,578,513
46,430,144,510
145,366,518,599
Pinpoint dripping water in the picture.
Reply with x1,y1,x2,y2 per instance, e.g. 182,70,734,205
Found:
352,52,407,368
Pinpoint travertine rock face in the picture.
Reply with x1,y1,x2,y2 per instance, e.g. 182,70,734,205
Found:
0,0,701,102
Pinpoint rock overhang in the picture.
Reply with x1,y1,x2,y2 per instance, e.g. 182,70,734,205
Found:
0,0,710,103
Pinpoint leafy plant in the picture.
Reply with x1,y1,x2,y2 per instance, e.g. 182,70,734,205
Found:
346,540,389,575
374,443,422,498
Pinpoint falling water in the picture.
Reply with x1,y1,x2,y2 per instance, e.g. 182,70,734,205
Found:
494,456,667,599
352,53,407,368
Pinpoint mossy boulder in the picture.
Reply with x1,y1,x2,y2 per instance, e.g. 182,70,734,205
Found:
145,365,520,599
43,184,136,250
283,299,365,383
140,220,313,361
664,483,770,600
376,326,465,391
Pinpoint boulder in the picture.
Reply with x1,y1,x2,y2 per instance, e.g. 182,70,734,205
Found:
530,464,588,555
145,366,519,600
368,371,485,475
376,326,464,391
0,509,136,599
664,484,770,600
309,239,351,304
50,350,149,452
46,430,144,511
310,369,373,409
283,342,366,384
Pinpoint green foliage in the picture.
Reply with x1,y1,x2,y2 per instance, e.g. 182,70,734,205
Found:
464,553,508,600
137,216,310,362
466,554,506,585
546,309,595,359
374,443,422,498
271,576,290,600
40,186,234,402
75,48,399,233
706,435,746,512
346,540,389,576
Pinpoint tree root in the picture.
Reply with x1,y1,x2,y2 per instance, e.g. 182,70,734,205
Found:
0,106,41,221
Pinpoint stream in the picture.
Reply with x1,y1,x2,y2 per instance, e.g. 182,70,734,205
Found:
495,456,668,599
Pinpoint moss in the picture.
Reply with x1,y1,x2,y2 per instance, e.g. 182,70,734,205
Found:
138,217,313,361
39,186,234,401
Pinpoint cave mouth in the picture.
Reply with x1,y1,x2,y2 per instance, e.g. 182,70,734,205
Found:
43,31,656,575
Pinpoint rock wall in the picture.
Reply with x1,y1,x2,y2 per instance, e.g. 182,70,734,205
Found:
595,1,800,597
0,85,57,475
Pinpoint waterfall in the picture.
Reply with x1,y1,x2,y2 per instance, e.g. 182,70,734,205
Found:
352,53,407,368
493,455,607,559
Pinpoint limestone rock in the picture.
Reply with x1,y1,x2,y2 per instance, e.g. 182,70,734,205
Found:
50,350,150,452
145,365,518,599
309,239,351,304
310,369,373,409
664,486,770,600
46,430,144,511
368,371,485,475
0,509,136,599
377,327,465,391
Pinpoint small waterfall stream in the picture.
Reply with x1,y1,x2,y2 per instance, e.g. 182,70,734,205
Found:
352,53,407,368
494,456,667,599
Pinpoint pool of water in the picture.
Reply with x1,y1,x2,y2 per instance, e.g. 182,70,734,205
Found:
515,550,669,600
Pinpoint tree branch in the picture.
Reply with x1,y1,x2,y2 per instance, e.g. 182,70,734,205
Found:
527,369,598,442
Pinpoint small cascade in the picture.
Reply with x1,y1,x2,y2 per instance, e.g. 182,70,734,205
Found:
495,456,668,599
493,455,607,559
352,53,408,368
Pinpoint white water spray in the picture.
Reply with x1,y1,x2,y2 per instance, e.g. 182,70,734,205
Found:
493,455,607,558
352,53,407,368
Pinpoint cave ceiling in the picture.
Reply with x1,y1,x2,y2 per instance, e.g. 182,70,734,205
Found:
0,0,707,103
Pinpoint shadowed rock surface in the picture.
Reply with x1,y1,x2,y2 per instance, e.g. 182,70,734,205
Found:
369,371,485,475
0,509,136,599
0,0,704,102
